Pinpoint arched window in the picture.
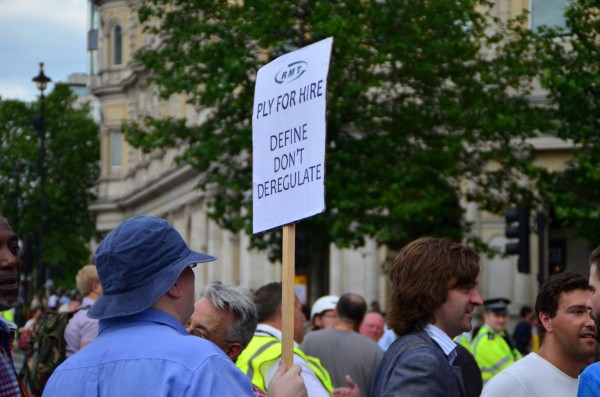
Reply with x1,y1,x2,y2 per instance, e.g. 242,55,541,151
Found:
112,24,122,65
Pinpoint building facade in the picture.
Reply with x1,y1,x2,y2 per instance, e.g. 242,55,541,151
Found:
87,0,584,318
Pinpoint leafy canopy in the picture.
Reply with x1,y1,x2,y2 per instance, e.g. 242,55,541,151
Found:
0,84,100,287
126,0,550,256
534,0,600,247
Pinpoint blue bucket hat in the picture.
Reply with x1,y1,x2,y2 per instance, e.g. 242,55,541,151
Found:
88,215,216,319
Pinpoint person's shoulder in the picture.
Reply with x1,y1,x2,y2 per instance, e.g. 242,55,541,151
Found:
101,321,228,362
481,367,525,397
386,331,439,359
301,328,332,344
376,333,451,385
70,307,91,321
580,362,600,396
582,362,600,378
395,330,429,345
181,333,221,353
472,327,495,347
453,343,475,365
65,309,96,334
484,354,541,383
350,331,384,351
149,333,239,371
310,328,335,336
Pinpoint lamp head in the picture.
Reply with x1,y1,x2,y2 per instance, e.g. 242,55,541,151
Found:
32,62,51,93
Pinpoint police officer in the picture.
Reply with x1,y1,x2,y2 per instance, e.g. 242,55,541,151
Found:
471,298,522,383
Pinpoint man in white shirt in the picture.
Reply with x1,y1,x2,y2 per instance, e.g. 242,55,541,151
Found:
482,271,596,396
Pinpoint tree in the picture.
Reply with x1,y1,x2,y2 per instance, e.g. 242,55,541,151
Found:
533,0,600,247
125,0,549,274
0,83,100,289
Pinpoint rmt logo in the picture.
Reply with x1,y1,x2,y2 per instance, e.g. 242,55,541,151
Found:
275,61,308,84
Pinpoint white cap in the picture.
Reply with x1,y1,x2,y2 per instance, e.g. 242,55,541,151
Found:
310,295,339,321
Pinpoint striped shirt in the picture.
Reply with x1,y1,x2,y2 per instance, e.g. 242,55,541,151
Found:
425,323,458,365
0,315,23,397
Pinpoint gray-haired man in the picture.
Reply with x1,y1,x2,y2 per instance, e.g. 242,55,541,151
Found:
187,281,258,362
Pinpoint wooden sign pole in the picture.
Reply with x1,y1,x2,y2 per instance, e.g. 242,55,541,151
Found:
281,223,296,367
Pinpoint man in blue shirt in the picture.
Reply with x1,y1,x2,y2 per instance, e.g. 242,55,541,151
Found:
577,245,600,396
512,305,533,355
43,215,305,397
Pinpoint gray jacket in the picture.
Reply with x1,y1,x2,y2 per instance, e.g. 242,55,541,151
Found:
370,329,465,397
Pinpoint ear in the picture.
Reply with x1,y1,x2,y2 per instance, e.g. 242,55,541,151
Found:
539,312,552,334
166,280,184,299
226,342,242,361
92,281,102,294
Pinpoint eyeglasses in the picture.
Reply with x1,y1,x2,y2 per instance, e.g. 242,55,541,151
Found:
185,320,207,339
364,324,384,331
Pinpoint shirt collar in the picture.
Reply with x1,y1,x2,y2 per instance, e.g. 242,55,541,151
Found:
255,323,299,347
81,296,97,306
424,323,457,364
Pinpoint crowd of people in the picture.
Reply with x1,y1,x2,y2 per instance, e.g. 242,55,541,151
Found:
0,269,101,356
2,214,600,396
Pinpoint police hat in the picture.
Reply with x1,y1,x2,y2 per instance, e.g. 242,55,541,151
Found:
483,297,511,315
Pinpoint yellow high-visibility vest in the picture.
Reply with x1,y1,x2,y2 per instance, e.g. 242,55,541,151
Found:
532,324,540,352
1,310,13,322
454,332,472,350
236,334,334,394
471,325,522,382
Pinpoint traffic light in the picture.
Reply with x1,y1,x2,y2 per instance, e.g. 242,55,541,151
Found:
504,207,530,274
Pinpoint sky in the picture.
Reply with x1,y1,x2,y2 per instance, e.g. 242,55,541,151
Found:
0,0,87,102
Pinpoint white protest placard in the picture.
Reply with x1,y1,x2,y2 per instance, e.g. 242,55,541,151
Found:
253,37,333,234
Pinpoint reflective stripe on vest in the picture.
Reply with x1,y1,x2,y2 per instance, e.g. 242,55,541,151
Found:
472,326,520,381
304,354,333,393
236,335,334,393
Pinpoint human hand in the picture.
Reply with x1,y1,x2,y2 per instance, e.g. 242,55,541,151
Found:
332,375,360,397
268,360,307,397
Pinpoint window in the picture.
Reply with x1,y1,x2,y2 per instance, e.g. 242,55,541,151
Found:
112,24,123,65
530,0,569,32
88,2,100,74
111,131,122,167
89,50,98,75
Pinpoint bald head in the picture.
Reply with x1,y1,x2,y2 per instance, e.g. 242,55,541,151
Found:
337,293,367,329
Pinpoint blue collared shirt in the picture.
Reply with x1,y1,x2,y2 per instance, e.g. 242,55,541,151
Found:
43,310,254,397
424,324,457,364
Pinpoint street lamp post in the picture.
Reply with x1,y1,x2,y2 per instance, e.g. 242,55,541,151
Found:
32,62,51,294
